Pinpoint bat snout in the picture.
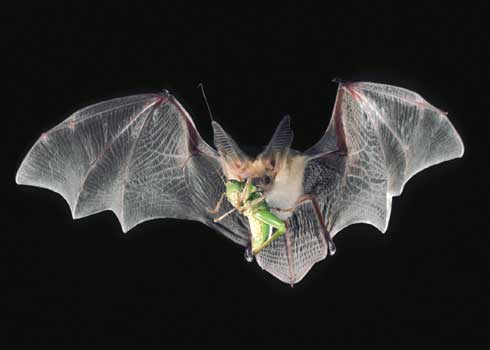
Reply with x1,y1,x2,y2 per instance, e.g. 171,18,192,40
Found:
252,175,273,191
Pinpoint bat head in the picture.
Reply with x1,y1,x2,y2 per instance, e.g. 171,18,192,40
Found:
212,116,294,193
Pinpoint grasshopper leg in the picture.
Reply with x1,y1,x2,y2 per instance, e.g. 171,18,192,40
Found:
252,210,287,255
213,207,238,223
207,192,226,214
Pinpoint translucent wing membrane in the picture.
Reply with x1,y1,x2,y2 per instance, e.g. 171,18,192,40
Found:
16,93,249,244
256,201,329,285
307,82,464,236
16,82,465,286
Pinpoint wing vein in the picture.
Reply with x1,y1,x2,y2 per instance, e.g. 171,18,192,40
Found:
119,100,162,229
73,98,160,215
51,95,158,133
354,84,435,112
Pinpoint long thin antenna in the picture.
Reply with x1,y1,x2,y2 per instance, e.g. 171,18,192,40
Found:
198,82,215,122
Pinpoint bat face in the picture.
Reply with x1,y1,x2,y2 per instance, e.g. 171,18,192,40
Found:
212,117,304,219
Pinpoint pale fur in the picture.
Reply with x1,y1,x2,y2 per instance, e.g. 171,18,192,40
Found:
265,154,306,219
222,158,268,181
220,151,306,219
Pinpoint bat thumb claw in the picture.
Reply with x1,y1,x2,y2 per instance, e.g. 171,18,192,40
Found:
332,77,347,84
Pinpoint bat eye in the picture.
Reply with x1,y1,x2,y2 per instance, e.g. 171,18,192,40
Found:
264,176,271,184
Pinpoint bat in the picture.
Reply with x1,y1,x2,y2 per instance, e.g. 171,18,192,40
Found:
15,81,464,285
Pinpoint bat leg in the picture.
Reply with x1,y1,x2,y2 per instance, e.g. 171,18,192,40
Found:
327,235,336,255
296,194,336,256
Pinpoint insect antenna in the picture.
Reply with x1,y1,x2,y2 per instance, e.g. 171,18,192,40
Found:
198,82,215,122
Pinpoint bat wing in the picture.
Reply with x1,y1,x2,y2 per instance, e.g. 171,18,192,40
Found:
16,92,249,245
305,81,465,237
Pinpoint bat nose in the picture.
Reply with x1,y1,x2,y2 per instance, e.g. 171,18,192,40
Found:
252,176,271,188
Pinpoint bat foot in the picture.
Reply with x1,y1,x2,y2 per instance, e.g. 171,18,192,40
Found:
328,239,336,256
244,245,254,263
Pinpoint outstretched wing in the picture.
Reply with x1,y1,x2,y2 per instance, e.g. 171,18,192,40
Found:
305,81,464,237
16,92,249,245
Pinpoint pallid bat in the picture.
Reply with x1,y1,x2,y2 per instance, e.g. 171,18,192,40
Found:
15,81,464,285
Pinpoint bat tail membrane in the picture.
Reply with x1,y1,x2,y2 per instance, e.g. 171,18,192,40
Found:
255,200,330,285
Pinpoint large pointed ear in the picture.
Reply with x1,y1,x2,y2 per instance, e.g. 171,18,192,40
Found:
212,121,249,166
259,115,294,171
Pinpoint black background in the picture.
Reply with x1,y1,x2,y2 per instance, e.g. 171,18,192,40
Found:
3,2,488,348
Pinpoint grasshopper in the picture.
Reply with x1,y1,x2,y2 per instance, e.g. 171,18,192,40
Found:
209,178,286,257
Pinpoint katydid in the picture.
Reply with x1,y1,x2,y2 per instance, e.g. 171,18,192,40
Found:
210,178,286,256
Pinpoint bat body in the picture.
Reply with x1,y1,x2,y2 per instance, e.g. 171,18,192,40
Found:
16,82,464,285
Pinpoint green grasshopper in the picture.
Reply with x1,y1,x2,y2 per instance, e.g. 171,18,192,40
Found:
209,178,286,256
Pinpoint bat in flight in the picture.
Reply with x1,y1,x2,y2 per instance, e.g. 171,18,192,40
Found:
16,81,464,285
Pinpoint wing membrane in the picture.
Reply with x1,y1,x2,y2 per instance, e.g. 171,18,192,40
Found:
306,82,464,236
16,92,249,244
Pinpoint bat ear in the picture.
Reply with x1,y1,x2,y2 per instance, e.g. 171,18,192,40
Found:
260,115,294,169
212,121,249,164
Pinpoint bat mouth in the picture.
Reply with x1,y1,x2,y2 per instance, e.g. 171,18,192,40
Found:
252,175,271,186
251,175,273,193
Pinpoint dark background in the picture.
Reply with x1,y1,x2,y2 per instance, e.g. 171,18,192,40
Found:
3,2,488,348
